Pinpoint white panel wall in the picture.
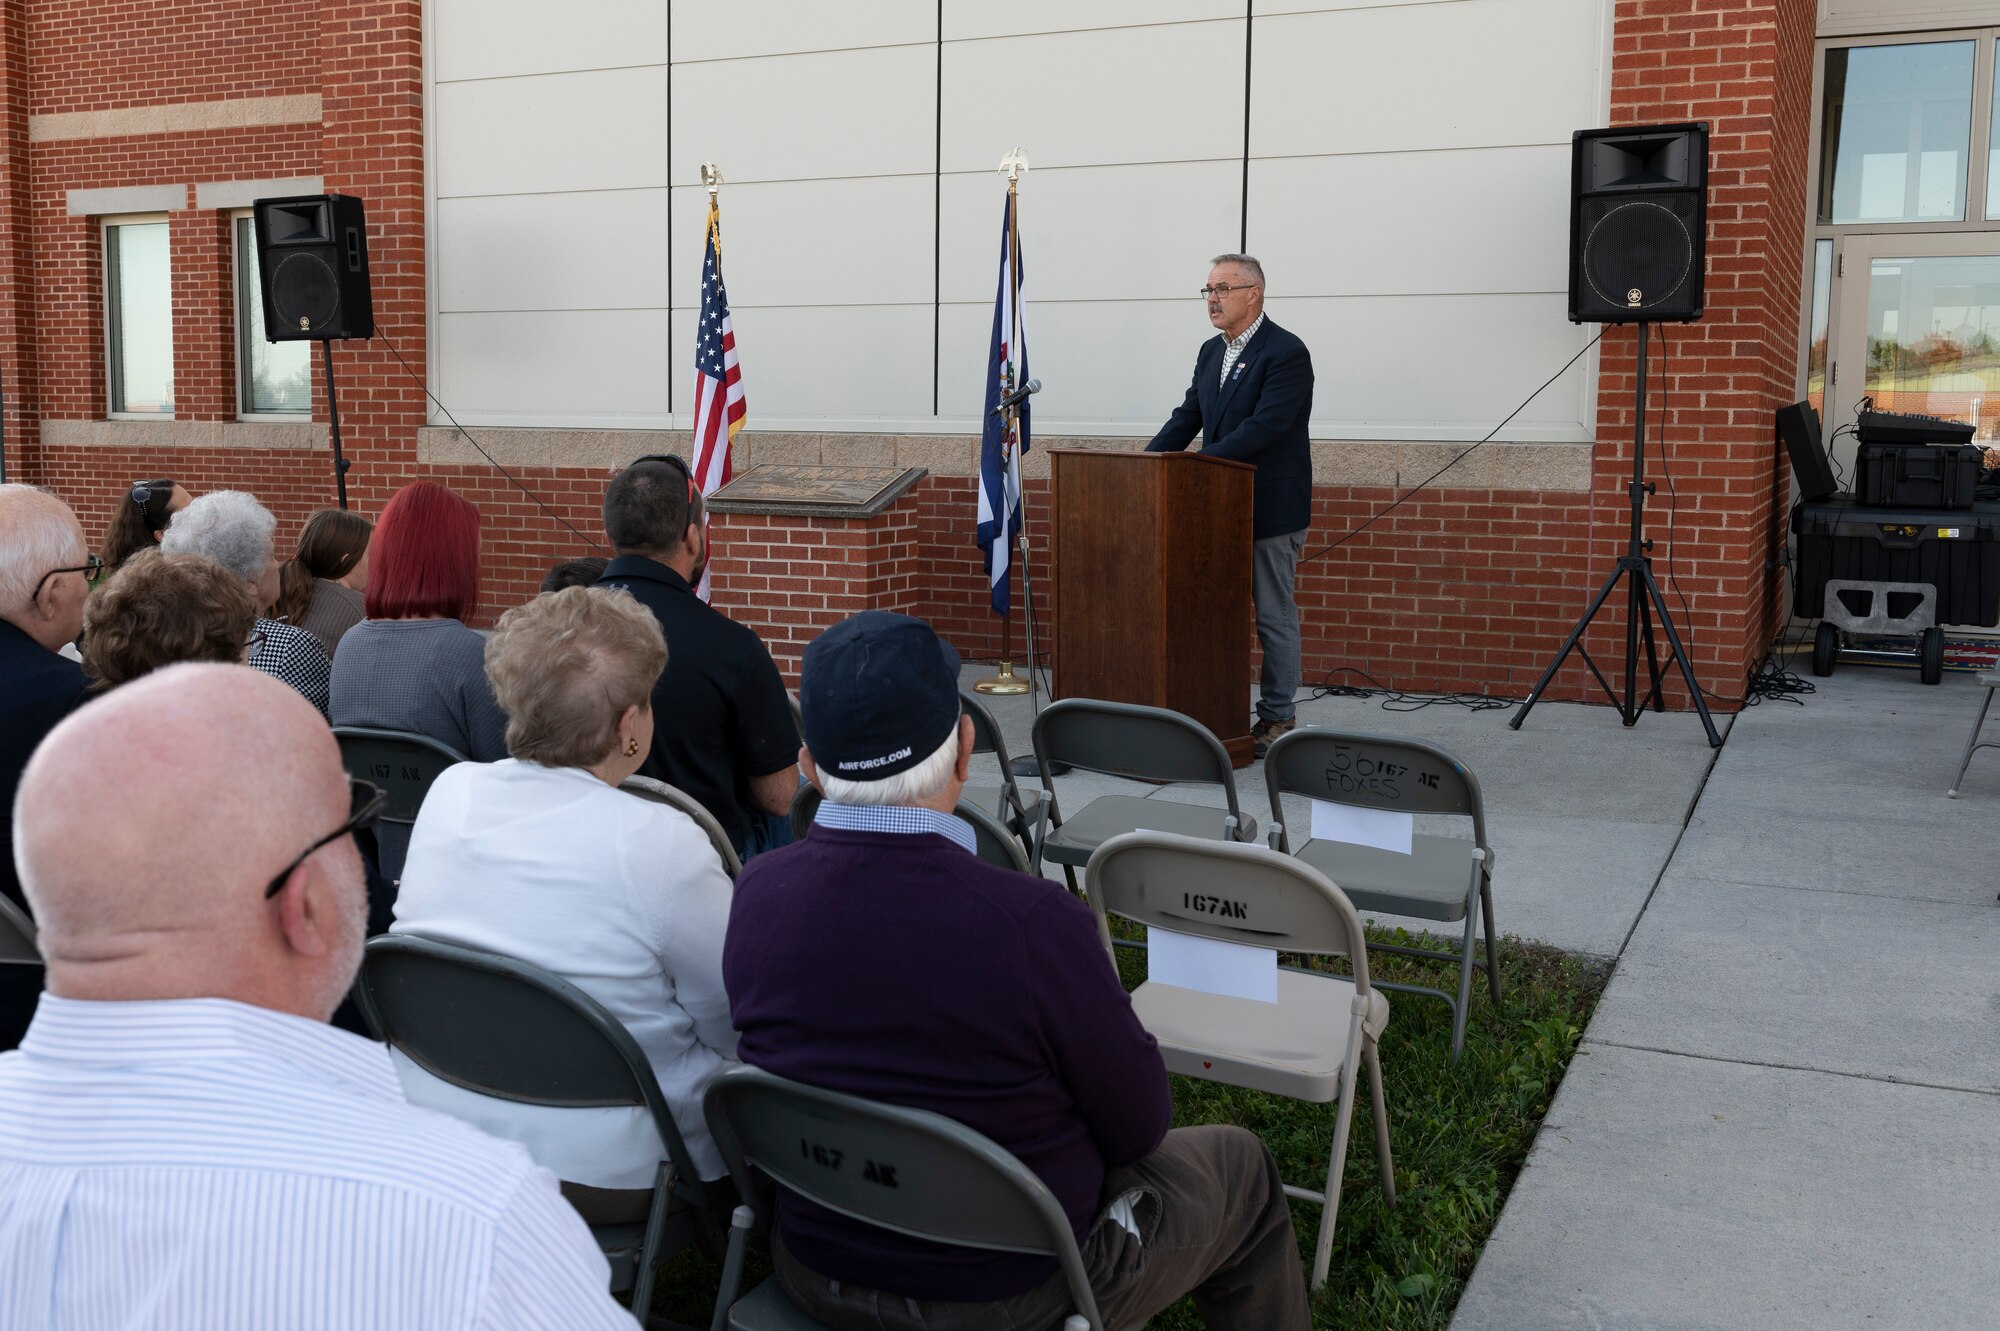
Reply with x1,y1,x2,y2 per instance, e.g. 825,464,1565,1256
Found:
426,0,1611,436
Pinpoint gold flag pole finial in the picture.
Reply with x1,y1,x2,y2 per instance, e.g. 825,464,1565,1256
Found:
701,162,723,201
975,148,1033,698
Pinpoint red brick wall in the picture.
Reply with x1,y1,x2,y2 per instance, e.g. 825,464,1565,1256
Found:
28,0,314,114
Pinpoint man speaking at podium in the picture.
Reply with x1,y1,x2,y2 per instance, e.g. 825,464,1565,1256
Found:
1145,254,1315,756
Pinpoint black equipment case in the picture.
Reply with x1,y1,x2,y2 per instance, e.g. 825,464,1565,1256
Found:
1792,496,2000,626
1854,441,1984,509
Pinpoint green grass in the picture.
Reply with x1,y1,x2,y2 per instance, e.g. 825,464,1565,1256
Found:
646,929,1606,1330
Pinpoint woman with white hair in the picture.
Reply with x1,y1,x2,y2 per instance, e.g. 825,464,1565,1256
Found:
390,585,738,1217
159,491,330,716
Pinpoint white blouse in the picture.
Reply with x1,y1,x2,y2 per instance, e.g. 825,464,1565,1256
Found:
390,758,738,1187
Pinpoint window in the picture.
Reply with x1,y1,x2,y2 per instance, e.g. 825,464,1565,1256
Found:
234,214,311,415
103,218,173,416
1816,40,1976,225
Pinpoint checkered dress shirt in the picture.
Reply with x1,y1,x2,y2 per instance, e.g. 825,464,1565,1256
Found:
248,618,330,718
812,800,976,855
1220,312,1265,388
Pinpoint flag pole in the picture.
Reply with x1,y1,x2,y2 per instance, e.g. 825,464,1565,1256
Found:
973,149,1032,696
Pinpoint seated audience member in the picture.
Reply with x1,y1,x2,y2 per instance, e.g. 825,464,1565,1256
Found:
160,491,330,717
329,481,508,765
391,586,738,1214
0,486,92,917
726,612,1309,1329
96,477,192,580
0,664,632,1328
542,555,609,593
275,508,373,659
598,457,799,858
82,551,258,690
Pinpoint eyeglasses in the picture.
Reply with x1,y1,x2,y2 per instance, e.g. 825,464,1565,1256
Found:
1199,284,1261,298
245,630,268,654
31,554,103,601
263,778,386,900
630,453,698,506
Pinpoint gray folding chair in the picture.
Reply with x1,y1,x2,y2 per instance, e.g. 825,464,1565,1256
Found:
1263,728,1499,1063
1031,698,1256,891
702,1064,1099,1331
621,775,744,879
355,935,718,1322
1085,831,1394,1292
787,786,1031,875
332,727,469,881
1947,672,2000,797
0,896,41,1054
959,689,1045,863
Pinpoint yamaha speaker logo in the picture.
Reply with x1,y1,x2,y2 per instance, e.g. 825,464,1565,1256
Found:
1626,288,1643,306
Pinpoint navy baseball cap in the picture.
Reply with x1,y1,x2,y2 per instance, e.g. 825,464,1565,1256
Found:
801,611,963,782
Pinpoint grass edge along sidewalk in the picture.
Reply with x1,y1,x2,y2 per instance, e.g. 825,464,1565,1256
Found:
648,929,1607,1331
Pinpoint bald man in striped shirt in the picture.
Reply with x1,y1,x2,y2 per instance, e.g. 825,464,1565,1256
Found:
0,664,633,1330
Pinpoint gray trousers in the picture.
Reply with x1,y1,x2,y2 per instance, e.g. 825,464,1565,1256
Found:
772,1125,1310,1330
1253,529,1306,722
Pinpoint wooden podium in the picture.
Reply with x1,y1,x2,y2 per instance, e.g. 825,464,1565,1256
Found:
1049,448,1256,766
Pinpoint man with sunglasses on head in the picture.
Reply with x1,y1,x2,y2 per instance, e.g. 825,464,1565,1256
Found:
0,663,633,1329
598,455,801,859
1146,254,1315,758
0,485,93,921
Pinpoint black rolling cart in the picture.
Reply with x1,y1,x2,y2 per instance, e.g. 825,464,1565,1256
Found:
1791,495,2000,684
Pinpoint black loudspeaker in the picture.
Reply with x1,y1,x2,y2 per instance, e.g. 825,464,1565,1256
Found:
1569,123,1708,324
252,194,373,341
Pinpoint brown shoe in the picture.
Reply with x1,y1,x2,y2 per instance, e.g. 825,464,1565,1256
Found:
1250,716,1296,758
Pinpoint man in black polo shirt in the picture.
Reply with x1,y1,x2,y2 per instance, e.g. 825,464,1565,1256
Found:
597,457,799,857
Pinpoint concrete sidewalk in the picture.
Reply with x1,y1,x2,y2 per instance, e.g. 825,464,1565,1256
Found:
1452,662,2000,1330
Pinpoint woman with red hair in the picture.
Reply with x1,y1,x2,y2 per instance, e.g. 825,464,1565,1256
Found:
329,482,508,875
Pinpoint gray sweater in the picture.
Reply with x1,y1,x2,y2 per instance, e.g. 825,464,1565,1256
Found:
329,618,510,762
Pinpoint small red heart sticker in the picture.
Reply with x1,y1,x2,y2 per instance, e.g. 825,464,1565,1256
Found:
1202,1061,1213,1069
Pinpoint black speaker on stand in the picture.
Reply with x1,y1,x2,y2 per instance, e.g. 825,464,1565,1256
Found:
1511,123,1722,747
253,194,374,509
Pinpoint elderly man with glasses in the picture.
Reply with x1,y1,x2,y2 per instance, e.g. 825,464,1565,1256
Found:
1146,253,1316,757
0,663,634,1329
0,485,93,920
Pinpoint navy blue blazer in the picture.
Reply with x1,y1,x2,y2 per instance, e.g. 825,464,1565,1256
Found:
0,619,87,916
1145,317,1315,539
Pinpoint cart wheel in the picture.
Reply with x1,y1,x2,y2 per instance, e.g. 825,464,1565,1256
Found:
1919,626,1945,685
1812,621,1839,677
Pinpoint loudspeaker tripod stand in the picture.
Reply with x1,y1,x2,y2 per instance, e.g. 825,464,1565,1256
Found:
1510,322,1722,748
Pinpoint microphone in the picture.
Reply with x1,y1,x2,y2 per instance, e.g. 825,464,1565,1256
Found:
988,378,1041,415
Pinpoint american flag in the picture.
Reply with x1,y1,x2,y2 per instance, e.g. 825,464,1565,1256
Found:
690,202,744,600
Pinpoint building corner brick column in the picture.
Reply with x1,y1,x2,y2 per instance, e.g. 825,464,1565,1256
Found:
1577,0,1818,713
0,0,36,484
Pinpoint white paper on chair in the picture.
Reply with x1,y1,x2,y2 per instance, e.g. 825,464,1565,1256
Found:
1147,927,1278,1004
1310,800,1413,855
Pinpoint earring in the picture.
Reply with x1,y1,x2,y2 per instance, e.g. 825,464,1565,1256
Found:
625,737,640,757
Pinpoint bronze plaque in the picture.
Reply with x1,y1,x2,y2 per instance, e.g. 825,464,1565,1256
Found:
707,464,925,518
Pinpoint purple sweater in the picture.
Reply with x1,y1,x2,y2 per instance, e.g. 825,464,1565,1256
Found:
723,823,1172,1301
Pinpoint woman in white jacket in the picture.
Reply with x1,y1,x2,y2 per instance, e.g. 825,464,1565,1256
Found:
391,584,738,1219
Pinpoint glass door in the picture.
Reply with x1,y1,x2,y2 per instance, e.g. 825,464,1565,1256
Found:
1825,231,2000,481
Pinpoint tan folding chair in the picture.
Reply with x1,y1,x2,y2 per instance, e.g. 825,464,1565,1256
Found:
1085,831,1395,1292
1032,698,1257,891
1263,728,1499,1062
959,688,1045,863
620,775,744,879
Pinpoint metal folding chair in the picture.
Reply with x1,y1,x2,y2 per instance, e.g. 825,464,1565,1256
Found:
0,895,41,1054
332,727,470,881
1947,672,2000,798
1263,728,1500,1062
621,775,744,879
702,1064,1098,1331
1031,698,1256,891
355,935,720,1322
1085,831,1394,1292
959,689,1046,864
